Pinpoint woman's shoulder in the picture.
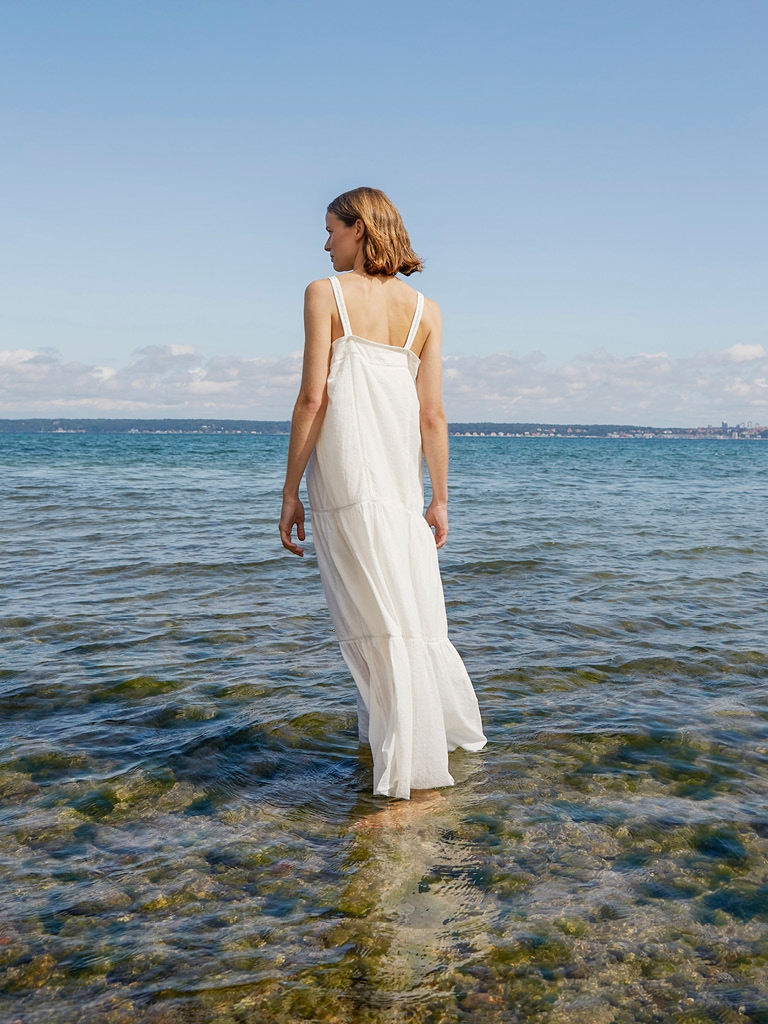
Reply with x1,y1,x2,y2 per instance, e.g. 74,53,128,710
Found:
305,276,334,292
303,277,335,306
392,276,439,307
420,295,441,339
302,275,439,317
389,278,440,332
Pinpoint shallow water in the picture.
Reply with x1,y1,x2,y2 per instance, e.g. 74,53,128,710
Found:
1,433,768,1023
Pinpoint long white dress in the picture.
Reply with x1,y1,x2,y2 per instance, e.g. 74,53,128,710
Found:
306,277,486,799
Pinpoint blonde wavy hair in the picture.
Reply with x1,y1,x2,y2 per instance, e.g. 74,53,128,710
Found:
327,187,423,277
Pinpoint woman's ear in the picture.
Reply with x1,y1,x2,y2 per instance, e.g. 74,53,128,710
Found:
354,218,365,241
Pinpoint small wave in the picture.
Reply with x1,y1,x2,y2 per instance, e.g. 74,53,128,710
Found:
442,557,549,579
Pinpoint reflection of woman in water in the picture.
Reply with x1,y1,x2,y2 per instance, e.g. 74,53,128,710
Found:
280,187,485,799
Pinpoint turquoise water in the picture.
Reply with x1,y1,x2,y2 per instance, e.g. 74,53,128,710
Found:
1,434,768,1022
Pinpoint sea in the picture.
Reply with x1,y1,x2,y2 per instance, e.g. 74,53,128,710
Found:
1,432,767,1023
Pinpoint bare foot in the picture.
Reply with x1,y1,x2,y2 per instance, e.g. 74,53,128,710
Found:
352,788,445,832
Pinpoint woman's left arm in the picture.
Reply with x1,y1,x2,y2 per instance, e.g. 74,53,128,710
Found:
279,280,333,556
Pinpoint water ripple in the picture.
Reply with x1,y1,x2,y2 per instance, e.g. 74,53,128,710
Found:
1,434,768,1021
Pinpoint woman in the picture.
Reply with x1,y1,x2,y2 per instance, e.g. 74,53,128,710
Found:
280,187,486,800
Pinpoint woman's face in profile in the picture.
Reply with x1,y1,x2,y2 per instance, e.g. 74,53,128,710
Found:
324,212,361,272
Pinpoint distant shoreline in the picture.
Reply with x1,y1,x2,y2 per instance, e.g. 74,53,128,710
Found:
0,418,765,439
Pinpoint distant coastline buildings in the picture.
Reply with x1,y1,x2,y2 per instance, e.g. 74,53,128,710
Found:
0,418,765,439
448,420,767,440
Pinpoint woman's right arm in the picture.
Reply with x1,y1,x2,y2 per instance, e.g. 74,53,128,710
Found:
279,280,333,557
416,300,450,549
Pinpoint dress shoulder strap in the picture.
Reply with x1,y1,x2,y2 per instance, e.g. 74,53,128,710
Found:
329,277,352,337
403,292,424,351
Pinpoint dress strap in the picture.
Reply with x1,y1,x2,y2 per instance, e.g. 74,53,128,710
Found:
403,292,424,351
329,277,352,337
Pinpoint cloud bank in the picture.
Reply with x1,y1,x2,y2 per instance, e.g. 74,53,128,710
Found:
1,343,767,426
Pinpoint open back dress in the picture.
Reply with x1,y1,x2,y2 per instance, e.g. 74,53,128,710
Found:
306,276,486,799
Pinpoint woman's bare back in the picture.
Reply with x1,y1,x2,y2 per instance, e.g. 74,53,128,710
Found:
330,274,434,357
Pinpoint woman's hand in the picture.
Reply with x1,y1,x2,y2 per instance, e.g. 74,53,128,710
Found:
425,501,448,549
280,494,306,556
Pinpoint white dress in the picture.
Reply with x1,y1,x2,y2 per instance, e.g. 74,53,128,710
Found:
306,277,486,799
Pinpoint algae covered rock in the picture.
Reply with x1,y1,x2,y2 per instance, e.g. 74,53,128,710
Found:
1,952,57,992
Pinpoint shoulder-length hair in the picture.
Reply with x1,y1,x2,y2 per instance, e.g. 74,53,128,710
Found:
327,187,423,277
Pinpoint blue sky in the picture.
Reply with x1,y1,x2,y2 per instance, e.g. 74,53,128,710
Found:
2,1,767,423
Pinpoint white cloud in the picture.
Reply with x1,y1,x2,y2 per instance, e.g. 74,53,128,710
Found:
90,366,117,382
439,347,768,424
1,343,767,425
720,343,767,363
0,345,303,419
0,349,38,369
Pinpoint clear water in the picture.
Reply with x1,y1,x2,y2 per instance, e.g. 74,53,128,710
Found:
1,434,768,1023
